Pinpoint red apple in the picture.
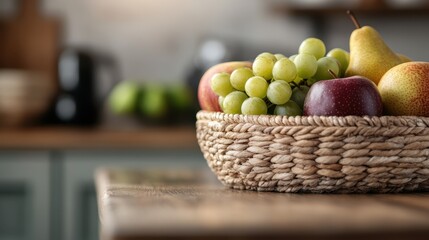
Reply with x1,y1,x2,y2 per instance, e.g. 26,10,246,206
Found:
303,76,383,116
198,61,252,112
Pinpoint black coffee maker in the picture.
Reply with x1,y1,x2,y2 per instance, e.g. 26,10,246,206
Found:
50,48,118,125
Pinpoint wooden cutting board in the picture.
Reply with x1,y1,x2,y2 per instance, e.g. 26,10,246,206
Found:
0,0,61,88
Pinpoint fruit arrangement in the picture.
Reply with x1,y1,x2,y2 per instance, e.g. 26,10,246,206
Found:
195,11,429,193
198,11,429,118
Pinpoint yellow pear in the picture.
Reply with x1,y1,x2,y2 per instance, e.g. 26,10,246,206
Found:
345,12,403,85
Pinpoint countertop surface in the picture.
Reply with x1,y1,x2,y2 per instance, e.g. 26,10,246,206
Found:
0,126,198,150
96,168,429,240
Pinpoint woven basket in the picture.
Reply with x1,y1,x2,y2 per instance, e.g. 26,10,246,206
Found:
196,111,429,193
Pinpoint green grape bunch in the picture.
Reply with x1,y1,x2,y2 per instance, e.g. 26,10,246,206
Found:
208,38,350,116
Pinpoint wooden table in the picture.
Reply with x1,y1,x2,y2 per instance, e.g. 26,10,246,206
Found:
96,169,429,240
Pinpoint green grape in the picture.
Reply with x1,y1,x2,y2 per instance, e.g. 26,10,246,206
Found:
245,76,268,98
257,52,277,62
293,76,303,85
290,85,310,109
230,67,254,91
307,78,318,86
267,81,292,105
274,100,302,116
210,72,233,97
222,91,248,114
218,96,225,110
313,57,340,81
289,54,298,62
327,48,350,77
252,56,274,80
268,104,276,115
298,37,326,59
274,53,286,61
241,97,267,115
293,53,317,79
273,58,297,82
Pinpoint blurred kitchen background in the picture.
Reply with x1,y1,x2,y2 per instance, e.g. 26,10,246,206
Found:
1,0,429,239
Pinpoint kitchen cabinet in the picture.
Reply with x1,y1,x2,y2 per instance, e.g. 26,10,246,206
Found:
0,151,50,240
60,150,206,240
0,127,204,240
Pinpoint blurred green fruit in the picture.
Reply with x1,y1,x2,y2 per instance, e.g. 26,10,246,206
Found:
108,81,140,115
167,85,193,112
139,84,169,119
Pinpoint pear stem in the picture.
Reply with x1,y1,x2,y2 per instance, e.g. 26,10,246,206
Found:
347,10,361,29
328,69,338,79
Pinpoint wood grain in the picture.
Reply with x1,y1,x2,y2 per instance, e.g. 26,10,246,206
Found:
0,127,197,149
96,169,429,240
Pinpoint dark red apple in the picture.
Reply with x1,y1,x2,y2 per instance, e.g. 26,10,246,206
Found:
198,61,252,112
303,76,383,116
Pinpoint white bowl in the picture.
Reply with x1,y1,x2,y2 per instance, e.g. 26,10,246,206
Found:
0,69,56,127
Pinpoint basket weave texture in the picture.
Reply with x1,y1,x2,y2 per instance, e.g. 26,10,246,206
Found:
196,111,429,193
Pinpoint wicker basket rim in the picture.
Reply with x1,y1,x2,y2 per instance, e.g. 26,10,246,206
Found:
197,111,429,128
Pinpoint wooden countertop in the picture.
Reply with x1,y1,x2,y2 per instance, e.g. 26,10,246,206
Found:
0,126,198,150
96,169,429,240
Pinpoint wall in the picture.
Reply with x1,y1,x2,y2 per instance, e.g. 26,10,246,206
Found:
41,0,311,84
3,0,429,84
